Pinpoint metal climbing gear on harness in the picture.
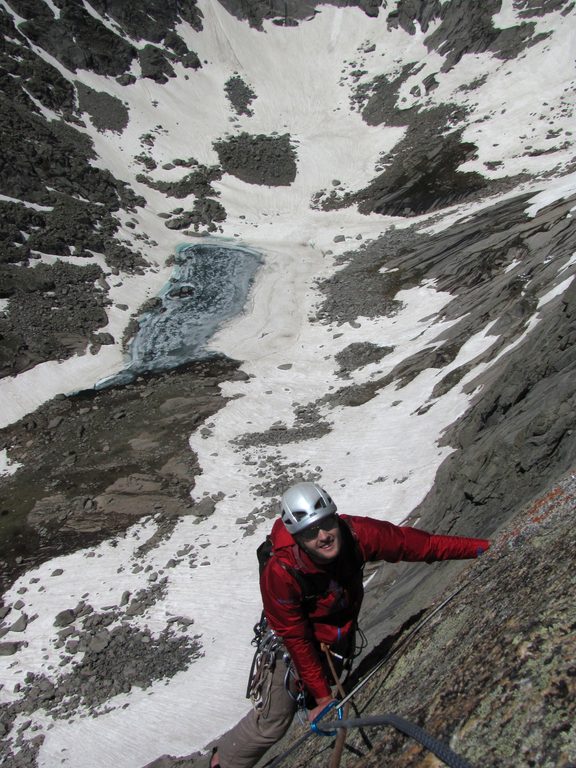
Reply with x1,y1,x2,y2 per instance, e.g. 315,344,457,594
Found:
246,614,291,711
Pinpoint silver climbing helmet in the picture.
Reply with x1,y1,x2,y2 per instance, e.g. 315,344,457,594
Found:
280,481,337,535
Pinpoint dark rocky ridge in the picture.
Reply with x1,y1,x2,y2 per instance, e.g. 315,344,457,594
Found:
217,0,384,29
314,0,560,216
213,133,298,187
5,0,203,79
0,4,147,376
0,0,205,382
0,94,142,213
0,260,109,377
392,0,548,68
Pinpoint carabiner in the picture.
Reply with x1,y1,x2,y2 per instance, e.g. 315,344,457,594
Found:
310,700,343,737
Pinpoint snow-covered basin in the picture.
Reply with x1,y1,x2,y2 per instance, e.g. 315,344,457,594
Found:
0,0,575,763
1,202,575,768
0,236,508,768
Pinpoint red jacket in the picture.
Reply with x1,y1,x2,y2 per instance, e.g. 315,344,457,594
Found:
260,514,490,700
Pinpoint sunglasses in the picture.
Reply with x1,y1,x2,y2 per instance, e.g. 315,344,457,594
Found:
298,514,339,542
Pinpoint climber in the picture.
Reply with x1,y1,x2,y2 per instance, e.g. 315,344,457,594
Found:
210,481,490,768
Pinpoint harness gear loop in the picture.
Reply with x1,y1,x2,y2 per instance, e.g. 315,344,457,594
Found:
247,614,306,714
246,614,286,711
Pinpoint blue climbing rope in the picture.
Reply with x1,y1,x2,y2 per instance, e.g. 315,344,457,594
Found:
317,710,473,768
265,707,473,768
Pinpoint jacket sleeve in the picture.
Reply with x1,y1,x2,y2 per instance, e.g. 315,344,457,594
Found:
260,559,333,701
350,516,490,563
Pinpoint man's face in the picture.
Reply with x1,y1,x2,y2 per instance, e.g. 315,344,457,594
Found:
296,514,342,563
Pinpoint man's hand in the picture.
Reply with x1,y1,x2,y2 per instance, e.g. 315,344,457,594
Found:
307,696,338,723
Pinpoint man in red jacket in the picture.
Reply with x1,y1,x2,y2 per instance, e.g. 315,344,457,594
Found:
211,482,490,768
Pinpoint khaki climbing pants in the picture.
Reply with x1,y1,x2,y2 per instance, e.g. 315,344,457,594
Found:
217,656,298,768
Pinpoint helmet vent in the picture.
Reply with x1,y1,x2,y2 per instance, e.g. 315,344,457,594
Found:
279,482,337,534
